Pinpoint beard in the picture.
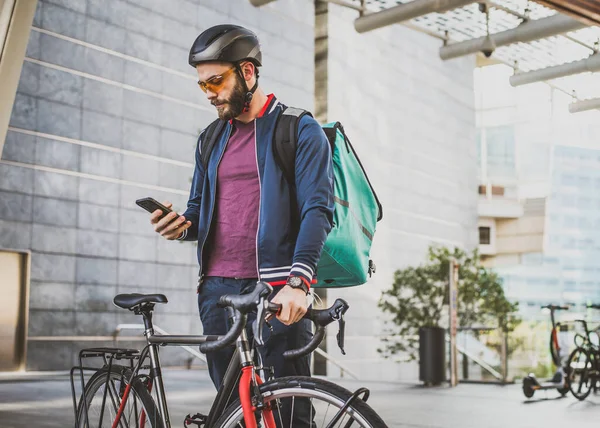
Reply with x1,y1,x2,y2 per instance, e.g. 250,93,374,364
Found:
212,73,247,121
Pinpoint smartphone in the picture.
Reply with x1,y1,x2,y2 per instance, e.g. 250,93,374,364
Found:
135,197,178,221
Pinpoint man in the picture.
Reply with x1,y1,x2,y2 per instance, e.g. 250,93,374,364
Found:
149,24,334,400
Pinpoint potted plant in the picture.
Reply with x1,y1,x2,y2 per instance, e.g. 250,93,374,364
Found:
378,245,520,385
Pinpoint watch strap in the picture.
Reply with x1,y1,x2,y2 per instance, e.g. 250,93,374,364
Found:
287,275,310,295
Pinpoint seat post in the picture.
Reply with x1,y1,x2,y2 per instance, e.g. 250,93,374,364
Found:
135,303,155,335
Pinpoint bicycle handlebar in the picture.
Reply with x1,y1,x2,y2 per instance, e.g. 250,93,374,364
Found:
198,281,350,358
265,298,350,360
587,304,600,310
198,309,247,353
198,281,272,353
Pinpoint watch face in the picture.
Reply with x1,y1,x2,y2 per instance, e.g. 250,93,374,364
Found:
289,276,303,287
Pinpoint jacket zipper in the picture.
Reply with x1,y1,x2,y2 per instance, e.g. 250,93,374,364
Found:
198,125,233,283
254,120,262,281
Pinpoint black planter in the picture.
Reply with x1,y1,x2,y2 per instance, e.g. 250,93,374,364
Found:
419,326,446,385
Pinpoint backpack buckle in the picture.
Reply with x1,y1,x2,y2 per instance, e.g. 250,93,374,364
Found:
368,260,376,277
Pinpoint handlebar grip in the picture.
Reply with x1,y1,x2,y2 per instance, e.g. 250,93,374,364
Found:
199,310,246,353
267,301,281,314
283,326,326,360
218,282,273,313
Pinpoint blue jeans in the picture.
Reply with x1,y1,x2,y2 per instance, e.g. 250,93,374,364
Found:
197,277,315,425
197,277,313,386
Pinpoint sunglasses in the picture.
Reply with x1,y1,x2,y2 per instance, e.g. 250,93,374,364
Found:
197,67,236,93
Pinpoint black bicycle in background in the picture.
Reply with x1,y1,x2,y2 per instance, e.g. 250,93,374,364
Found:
566,304,600,401
70,281,388,427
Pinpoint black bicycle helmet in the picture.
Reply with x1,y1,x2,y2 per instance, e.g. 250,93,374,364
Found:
188,24,262,68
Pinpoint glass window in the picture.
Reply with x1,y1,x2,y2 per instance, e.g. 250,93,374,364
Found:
579,217,592,229
561,194,576,205
522,253,543,265
578,176,591,187
578,197,591,209
479,226,491,245
564,216,577,228
485,125,515,178
564,281,577,291
560,174,573,186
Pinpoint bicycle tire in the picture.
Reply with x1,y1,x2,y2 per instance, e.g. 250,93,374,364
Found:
213,376,388,428
76,365,164,428
566,347,593,401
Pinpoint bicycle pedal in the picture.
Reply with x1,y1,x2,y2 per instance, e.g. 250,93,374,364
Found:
184,412,207,427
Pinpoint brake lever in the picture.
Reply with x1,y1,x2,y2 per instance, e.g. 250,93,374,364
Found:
253,297,267,347
335,309,346,355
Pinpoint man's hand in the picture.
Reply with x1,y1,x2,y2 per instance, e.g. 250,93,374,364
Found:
150,201,192,240
271,285,308,325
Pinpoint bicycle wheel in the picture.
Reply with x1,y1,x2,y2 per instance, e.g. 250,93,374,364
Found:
77,365,163,428
566,347,593,401
213,376,388,428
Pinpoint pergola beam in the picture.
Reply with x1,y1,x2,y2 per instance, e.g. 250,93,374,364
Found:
439,14,587,60
569,98,600,113
510,54,600,86
248,0,277,6
354,0,476,34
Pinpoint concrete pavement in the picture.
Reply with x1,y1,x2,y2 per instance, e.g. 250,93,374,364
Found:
0,369,597,427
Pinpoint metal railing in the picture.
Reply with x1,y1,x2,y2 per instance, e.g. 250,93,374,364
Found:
451,327,510,384
29,324,360,379
449,338,504,382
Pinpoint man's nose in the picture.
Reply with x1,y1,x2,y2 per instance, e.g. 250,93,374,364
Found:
206,89,217,100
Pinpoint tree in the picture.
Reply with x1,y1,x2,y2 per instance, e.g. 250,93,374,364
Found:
378,245,521,361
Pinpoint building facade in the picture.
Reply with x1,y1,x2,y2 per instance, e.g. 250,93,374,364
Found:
0,0,478,379
475,64,600,319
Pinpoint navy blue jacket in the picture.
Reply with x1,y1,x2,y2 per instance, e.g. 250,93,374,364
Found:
180,95,334,286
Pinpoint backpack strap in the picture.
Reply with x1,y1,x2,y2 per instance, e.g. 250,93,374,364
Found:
272,107,312,187
200,119,226,170
272,107,312,235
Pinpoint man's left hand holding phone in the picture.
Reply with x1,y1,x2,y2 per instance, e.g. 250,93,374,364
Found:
136,197,192,240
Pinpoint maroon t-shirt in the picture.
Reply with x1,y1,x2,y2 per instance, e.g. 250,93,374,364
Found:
203,119,260,278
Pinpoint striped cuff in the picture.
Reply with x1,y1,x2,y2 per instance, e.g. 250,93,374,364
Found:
290,263,314,288
177,229,188,241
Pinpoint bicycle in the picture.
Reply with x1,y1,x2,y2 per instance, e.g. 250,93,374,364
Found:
70,281,388,427
565,304,600,401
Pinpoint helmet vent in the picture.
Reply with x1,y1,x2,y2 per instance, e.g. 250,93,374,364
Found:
206,28,231,46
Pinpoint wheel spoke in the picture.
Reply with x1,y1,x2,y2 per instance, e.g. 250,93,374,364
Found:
78,369,159,428
322,403,330,426
290,396,295,427
276,398,284,428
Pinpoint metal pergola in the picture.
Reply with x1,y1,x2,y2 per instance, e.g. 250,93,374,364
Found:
251,0,600,113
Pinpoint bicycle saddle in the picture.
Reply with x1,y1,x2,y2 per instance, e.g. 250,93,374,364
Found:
113,293,168,309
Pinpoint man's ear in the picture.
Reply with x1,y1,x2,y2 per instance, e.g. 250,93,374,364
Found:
241,61,256,82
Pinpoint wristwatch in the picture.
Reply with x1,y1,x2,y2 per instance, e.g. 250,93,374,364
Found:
287,275,310,295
